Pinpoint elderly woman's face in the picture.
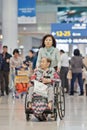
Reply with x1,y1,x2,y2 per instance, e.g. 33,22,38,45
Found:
40,58,50,69
44,36,53,48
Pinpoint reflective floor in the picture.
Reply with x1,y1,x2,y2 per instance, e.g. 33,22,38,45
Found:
0,94,87,130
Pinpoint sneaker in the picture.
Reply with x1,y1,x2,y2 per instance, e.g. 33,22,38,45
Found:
6,92,9,96
1,94,5,96
9,88,13,93
69,93,74,96
79,92,84,96
1,93,4,96
15,93,19,99
12,92,15,98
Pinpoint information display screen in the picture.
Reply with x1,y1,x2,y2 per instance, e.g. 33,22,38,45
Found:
51,23,87,44
57,6,87,23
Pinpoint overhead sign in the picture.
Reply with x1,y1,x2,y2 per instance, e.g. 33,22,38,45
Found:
18,0,36,24
51,23,87,44
57,6,87,23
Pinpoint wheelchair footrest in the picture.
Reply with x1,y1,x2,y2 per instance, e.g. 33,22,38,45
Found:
43,109,52,114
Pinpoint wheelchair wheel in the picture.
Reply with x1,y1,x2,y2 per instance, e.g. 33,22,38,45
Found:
26,114,30,121
25,91,31,121
25,92,28,113
54,108,57,121
60,87,65,117
55,82,65,120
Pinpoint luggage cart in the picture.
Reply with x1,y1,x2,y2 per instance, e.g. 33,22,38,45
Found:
15,70,30,96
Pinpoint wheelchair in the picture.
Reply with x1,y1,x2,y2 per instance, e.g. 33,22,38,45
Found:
25,79,65,121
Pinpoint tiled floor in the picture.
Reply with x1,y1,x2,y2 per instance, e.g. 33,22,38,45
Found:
0,94,87,130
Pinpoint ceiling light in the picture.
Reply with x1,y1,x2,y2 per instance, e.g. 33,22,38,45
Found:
19,45,24,49
0,35,3,39
23,27,27,30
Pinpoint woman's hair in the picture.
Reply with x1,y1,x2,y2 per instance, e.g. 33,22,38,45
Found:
46,58,52,66
29,50,34,54
41,34,56,48
3,45,8,48
60,49,65,53
73,49,80,56
13,49,19,55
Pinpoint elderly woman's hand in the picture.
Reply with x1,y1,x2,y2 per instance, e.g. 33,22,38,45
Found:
29,62,33,68
22,64,27,68
42,78,51,84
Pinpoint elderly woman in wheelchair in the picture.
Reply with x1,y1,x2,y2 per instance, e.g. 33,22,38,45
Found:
27,57,55,119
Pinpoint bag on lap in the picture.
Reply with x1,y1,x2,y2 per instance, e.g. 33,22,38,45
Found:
33,80,48,98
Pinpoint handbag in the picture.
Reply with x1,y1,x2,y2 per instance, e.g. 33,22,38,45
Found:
67,70,72,79
82,68,87,80
33,80,48,97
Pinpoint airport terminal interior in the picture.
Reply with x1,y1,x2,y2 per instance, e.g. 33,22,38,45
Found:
0,0,87,130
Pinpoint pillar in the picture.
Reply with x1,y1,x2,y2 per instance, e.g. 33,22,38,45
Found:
2,0,18,54
78,44,86,57
69,44,73,57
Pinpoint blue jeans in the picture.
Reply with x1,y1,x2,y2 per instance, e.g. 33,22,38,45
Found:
70,73,83,94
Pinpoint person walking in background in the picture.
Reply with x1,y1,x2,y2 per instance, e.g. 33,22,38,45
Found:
10,49,23,97
24,50,37,70
36,34,60,70
59,50,69,93
0,53,4,96
70,49,84,96
1,46,12,96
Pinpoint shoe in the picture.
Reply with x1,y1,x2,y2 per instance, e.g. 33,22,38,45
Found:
15,93,19,99
6,92,9,95
79,94,84,96
64,88,67,93
79,92,84,96
65,90,69,93
69,93,74,96
74,90,78,93
21,93,24,99
1,93,4,96
9,88,13,93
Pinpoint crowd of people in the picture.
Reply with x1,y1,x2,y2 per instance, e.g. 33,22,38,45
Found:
0,34,87,100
